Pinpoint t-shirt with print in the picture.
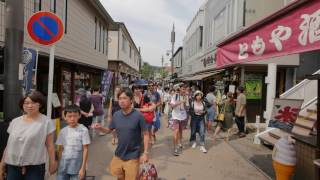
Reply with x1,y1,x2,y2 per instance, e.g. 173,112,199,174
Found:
235,93,247,117
170,93,189,121
109,109,147,160
5,114,55,166
56,124,90,174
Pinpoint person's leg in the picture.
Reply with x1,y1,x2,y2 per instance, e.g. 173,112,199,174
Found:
108,156,125,180
172,120,180,155
189,119,197,145
235,116,241,134
6,165,23,180
239,117,246,137
199,120,206,146
24,164,45,180
123,159,140,180
212,123,221,144
70,174,80,180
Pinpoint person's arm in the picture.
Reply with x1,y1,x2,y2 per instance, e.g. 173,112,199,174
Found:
93,124,113,134
78,145,89,180
46,133,57,174
0,147,6,180
239,95,246,117
140,103,156,112
108,98,113,122
140,130,150,163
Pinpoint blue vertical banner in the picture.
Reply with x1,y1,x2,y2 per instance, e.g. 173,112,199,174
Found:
22,48,37,93
101,70,114,98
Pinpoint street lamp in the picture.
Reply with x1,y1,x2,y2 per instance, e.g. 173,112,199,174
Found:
170,23,175,79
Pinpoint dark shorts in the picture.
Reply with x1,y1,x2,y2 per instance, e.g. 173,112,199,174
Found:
6,164,45,180
171,119,188,130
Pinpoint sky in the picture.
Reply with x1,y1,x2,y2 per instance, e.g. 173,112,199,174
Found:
100,0,205,67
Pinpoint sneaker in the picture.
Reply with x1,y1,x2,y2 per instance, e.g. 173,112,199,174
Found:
173,149,179,156
178,143,183,149
239,133,246,138
191,142,197,149
99,132,107,136
200,146,207,153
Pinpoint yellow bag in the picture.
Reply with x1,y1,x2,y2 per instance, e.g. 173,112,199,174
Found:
216,103,226,121
217,113,225,121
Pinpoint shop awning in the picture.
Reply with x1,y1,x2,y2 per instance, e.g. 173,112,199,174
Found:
183,69,224,81
216,0,320,68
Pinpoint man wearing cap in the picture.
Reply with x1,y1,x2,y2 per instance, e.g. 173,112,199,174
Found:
235,86,247,138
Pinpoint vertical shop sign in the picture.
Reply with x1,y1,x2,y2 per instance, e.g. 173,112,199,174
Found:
22,48,37,94
101,71,113,98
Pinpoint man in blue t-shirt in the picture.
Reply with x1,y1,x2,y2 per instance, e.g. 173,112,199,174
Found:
93,88,150,180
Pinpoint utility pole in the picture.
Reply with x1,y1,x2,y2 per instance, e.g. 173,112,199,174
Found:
170,23,175,79
0,0,24,159
4,0,24,121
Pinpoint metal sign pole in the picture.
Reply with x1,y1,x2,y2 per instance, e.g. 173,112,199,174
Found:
47,45,55,118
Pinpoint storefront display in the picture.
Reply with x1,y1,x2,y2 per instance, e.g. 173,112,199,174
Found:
61,70,72,108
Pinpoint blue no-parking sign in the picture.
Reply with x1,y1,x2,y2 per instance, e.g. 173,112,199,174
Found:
27,12,63,45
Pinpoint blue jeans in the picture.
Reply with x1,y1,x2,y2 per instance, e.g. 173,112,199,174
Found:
56,173,79,180
190,115,206,146
6,164,45,180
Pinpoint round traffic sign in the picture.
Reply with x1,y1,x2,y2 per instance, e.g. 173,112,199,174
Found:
27,12,64,45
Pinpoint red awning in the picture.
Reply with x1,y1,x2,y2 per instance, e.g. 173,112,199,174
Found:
216,0,320,68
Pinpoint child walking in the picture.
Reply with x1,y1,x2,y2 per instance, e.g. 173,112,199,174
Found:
56,105,91,180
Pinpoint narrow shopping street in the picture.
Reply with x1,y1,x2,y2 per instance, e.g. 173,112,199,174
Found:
85,116,269,180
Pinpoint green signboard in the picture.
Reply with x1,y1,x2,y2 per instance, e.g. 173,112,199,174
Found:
244,74,262,100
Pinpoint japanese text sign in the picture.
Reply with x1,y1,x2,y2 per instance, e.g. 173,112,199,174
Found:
216,1,320,68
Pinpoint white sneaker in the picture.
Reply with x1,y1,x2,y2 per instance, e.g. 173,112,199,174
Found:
178,143,183,149
191,142,197,148
200,146,207,153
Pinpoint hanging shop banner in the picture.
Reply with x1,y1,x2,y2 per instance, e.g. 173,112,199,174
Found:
268,98,303,132
216,1,320,68
22,48,37,93
101,71,113,98
244,74,262,100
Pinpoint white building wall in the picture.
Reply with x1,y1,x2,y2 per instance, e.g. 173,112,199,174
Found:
0,0,111,69
117,28,139,71
108,31,119,61
182,7,205,76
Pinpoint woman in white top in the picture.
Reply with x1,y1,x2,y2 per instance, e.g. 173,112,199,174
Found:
189,91,207,153
0,91,57,180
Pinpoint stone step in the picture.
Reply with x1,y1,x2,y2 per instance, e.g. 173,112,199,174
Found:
295,118,315,129
306,109,317,114
259,132,278,146
292,125,311,136
268,128,290,140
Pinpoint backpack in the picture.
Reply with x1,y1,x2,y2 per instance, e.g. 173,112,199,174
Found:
138,162,158,180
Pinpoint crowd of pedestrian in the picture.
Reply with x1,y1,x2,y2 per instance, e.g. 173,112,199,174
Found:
0,80,247,180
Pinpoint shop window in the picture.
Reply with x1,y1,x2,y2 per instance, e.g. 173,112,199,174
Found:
94,17,97,50
50,0,56,13
63,0,68,33
62,70,72,108
34,0,41,12
103,26,105,54
99,22,101,52
74,72,90,104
